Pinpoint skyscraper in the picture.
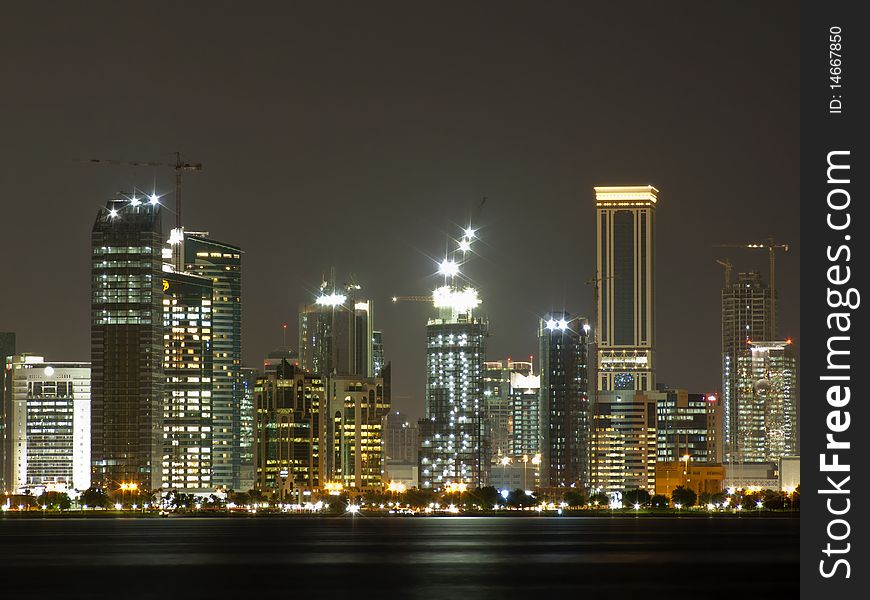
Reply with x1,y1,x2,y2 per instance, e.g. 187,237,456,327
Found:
419,230,487,490
384,410,419,465
721,271,772,462
160,271,214,492
254,357,324,497
590,390,658,494
323,373,390,490
3,355,91,492
539,313,590,488
372,330,384,377
239,367,257,491
594,185,657,392
184,234,243,490
0,332,15,491
299,285,374,377
483,360,513,460
421,313,488,489
91,196,164,490
510,368,541,457
734,340,798,463
655,389,723,464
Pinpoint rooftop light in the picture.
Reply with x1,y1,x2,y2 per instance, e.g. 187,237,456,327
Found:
438,258,460,278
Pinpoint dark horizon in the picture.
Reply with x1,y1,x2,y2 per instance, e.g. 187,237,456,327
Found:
0,2,799,419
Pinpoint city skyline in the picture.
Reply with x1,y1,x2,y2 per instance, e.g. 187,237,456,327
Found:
0,3,800,420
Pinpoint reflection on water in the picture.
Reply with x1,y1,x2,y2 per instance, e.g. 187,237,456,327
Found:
0,516,798,598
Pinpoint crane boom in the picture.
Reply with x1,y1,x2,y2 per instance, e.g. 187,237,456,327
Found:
391,295,433,303
712,237,789,336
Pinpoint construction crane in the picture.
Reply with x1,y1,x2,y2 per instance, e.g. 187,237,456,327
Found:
713,238,789,337
715,258,733,286
82,152,203,234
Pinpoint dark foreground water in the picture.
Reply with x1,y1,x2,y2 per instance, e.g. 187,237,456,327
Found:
0,515,798,599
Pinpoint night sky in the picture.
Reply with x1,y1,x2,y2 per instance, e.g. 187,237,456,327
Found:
1,2,799,419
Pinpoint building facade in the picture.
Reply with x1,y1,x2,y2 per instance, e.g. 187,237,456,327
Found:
594,186,657,392
299,289,374,378
590,390,659,495
734,340,798,463
184,234,243,490
510,369,541,457
372,330,384,377
160,271,214,492
239,367,257,491
3,355,90,492
539,313,589,488
483,360,513,460
0,331,16,491
91,197,164,490
655,389,723,464
323,374,390,490
721,271,772,462
420,312,487,490
254,359,325,497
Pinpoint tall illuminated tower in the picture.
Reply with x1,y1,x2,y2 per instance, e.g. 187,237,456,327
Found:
160,271,214,492
419,226,488,489
91,195,164,490
539,313,590,488
594,186,657,392
721,271,771,462
184,234,243,490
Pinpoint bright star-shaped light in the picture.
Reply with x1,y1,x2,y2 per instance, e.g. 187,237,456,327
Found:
438,258,460,277
109,208,118,218
149,193,160,204
464,227,476,239
458,238,472,253
546,319,558,330
558,319,569,329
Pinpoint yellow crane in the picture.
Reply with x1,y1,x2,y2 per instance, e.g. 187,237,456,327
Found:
713,238,789,336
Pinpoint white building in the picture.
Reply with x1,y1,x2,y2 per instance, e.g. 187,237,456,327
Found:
4,355,90,492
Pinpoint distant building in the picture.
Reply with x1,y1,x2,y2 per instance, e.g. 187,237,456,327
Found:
299,286,374,377
91,196,164,490
372,330,384,377
184,233,243,490
324,373,390,490
723,462,779,491
385,410,419,487
238,367,257,491
779,456,800,492
0,332,16,491
160,271,214,492
595,186,658,393
721,271,772,462
490,459,537,492
3,355,90,492
539,313,590,488
655,389,723,464
483,360,514,461
510,369,540,457
254,358,325,497
590,390,658,495
385,410,419,464
420,310,488,489
655,462,725,498
734,340,798,463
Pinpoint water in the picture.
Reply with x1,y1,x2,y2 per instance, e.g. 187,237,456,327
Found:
0,514,798,599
